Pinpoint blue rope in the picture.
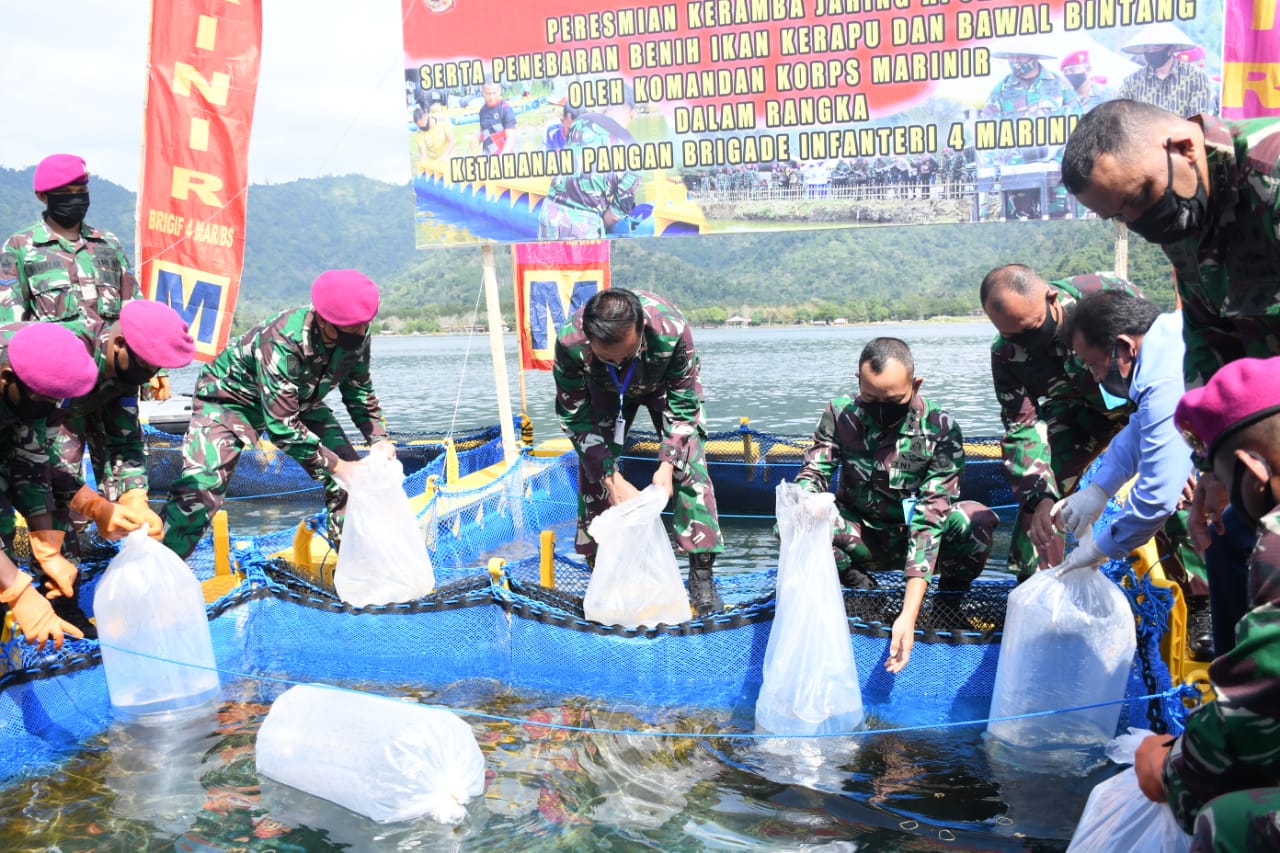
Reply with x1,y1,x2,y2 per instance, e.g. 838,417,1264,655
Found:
94,639,1187,741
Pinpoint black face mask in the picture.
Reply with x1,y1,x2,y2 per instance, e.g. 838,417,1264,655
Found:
1065,72,1088,89
1006,298,1059,351
334,330,367,349
5,378,58,420
1140,48,1174,68
1231,454,1278,527
113,346,156,387
1100,341,1133,400
1126,142,1208,244
44,190,90,229
859,396,912,429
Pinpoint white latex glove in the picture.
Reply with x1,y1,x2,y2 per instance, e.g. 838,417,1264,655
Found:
1051,483,1109,540
1050,529,1107,574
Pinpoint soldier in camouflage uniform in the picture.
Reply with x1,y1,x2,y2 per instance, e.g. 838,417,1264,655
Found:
1130,356,1280,850
795,338,998,674
48,302,195,553
1064,100,1280,657
1059,50,1116,114
980,266,1139,578
553,288,724,615
539,99,641,240
0,323,99,632
161,270,392,559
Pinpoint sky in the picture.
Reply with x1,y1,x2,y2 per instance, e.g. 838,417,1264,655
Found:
0,2,411,191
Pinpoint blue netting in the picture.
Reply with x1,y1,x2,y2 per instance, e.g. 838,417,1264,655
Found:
0,427,1192,791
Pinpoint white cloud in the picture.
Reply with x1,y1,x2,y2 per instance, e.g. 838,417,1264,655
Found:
0,1,410,190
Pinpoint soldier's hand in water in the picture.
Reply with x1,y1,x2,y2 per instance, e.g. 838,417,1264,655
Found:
605,472,641,505
651,462,674,499
1188,472,1227,552
1030,498,1065,568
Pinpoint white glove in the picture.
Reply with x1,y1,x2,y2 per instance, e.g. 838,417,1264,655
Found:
1051,483,1109,540
1050,529,1107,574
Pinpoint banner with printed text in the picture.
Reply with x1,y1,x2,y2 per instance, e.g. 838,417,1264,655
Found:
402,0,1222,248
1222,0,1279,118
138,0,261,361
514,241,611,370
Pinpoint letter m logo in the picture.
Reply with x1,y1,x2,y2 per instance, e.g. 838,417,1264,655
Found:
148,261,232,361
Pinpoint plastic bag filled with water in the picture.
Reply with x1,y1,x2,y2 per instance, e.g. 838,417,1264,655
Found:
755,482,864,735
93,526,220,722
986,564,1136,771
1067,728,1192,852
584,484,691,627
255,684,485,824
334,453,435,607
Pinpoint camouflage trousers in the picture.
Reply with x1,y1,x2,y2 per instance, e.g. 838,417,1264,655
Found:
1189,788,1280,852
831,499,998,583
538,198,605,240
161,398,359,559
1009,407,1128,578
575,400,722,562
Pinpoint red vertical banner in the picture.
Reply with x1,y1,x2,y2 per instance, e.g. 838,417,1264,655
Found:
137,0,261,362
1223,0,1280,118
513,241,610,370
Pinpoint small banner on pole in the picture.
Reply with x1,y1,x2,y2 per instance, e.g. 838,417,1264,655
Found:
137,0,261,361
514,241,610,370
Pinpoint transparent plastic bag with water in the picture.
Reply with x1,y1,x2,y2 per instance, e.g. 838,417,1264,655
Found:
583,484,691,627
93,526,220,722
334,454,435,607
754,482,864,736
986,564,1136,771
1066,727,1192,852
255,684,485,824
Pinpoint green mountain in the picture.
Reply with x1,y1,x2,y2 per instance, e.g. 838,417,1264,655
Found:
0,166,1177,332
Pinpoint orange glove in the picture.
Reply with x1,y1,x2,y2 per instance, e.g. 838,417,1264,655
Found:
27,529,77,599
118,488,164,540
69,485,142,540
148,374,172,402
0,572,83,651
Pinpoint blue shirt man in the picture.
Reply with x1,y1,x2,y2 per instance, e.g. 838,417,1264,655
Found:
1052,293,1193,569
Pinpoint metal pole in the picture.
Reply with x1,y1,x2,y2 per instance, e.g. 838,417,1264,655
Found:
482,244,518,463
1114,221,1129,281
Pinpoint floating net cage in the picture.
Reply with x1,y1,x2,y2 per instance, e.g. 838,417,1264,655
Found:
0,425,1196,788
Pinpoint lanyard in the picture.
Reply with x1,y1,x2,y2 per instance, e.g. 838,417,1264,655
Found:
606,360,637,445
606,360,637,414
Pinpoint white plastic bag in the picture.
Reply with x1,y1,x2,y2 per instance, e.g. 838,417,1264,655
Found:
255,684,485,824
334,454,435,607
755,482,864,735
583,484,691,627
1067,728,1193,852
987,565,1136,764
94,527,220,721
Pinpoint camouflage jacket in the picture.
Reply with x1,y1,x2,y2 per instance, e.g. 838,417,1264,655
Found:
991,274,1140,512
193,307,388,474
47,320,148,504
1118,62,1217,119
795,393,964,581
1163,504,1280,831
547,113,641,220
0,217,138,327
1160,116,1280,390
0,323,59,529
554,291,705,478
981,64,1082,122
